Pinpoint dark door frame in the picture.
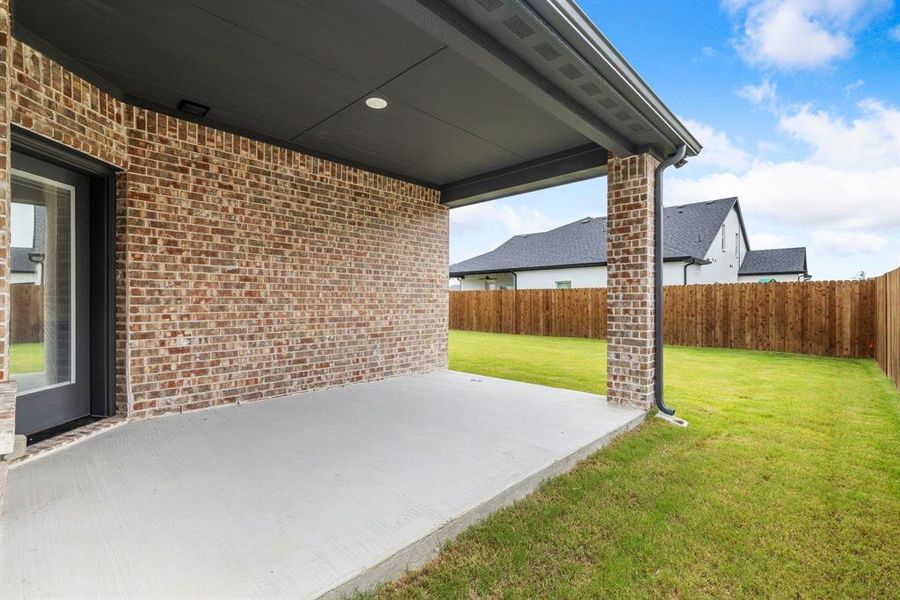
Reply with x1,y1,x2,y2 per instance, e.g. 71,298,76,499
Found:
11,126,118,421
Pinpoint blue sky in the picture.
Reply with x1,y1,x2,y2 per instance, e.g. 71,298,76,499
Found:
451,0,900,280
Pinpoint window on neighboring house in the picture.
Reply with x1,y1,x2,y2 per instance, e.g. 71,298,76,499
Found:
556,280,572,289
721,224,726,251
735,232,741,260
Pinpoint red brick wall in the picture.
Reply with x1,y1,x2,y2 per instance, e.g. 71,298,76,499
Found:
10,40,127,168
121,107,447,417
4,40,448,420
606,152,658,410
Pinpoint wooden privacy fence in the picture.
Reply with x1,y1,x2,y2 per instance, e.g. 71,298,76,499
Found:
449,288,608,339
874,268,900,388
10,284,43,344
450,278,883,360
663,280,875,358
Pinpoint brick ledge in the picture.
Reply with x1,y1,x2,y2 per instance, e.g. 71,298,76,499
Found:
10,417,128,468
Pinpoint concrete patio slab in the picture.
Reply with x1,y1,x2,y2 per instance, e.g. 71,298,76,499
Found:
0,370,644,599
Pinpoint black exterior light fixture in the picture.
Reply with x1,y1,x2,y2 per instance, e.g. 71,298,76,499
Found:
177,99,210,117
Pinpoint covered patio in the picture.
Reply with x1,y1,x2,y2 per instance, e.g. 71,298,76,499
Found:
0,0,699,596
3,371,643,598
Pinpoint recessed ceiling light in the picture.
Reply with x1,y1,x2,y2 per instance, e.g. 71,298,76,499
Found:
365,97,388,110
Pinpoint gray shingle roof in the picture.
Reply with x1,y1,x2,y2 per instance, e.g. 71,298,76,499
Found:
11,248,37,273
450,197,740,275
739,247,807,276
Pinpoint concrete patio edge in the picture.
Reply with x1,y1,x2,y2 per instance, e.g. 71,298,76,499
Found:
321,408,647,599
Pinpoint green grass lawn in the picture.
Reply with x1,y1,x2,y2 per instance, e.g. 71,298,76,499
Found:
375,330,900,599
9,342,44,374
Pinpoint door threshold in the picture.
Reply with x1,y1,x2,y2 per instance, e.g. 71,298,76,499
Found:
11,416,127,468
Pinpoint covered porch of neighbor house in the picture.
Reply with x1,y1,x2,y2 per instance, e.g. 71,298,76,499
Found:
3,370,644,598
0,0,699,597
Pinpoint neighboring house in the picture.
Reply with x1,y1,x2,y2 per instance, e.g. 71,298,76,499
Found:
10,204,46,285
450,197,810,289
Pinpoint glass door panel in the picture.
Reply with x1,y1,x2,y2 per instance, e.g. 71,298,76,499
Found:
10,172,76,394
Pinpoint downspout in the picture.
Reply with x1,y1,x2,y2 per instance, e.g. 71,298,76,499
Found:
654,145,688,415
511,271,519,334
682,257,710,285
682,258,696,285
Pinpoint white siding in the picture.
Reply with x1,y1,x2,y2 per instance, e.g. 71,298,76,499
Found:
11,272,38,285
457,272,516,290
663,262,692,286
461,263,710,289
516,266,607,289
687,206,746,285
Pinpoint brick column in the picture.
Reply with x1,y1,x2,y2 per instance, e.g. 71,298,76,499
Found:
0,0,15,508
606,151,658,410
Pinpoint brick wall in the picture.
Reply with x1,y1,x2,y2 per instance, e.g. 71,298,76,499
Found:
0,2,9,383
10,40,127,168
2,39,449,422
0,0,13,507
121,107,447,417
606,152,658,410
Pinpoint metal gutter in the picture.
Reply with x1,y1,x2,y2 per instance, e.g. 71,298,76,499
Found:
527,0,702,156
738,270,809,276
450,254,706,278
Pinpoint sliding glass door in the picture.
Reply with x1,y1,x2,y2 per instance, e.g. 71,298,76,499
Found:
11,153,92,435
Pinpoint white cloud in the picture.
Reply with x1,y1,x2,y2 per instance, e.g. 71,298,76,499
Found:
450,203,561,237
671,99,900,233
737,78,778,107
669,162,899,230
776,98,900,169
843,79,864,96
750,232,792,249
722,0,750,14
810,231,887,256
681,118,750,171
756,140,781,154
728,0,889,69
890,24,900,42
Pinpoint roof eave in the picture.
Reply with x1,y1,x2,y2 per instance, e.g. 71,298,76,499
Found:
532,0,702,157
449,255,705,276
450,262,605,276
739,270,806,276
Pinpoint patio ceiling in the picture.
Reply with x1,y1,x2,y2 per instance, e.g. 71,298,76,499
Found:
13,0,700,206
